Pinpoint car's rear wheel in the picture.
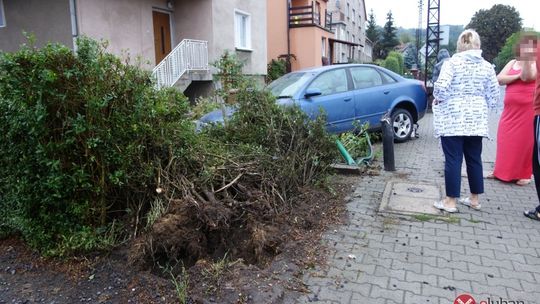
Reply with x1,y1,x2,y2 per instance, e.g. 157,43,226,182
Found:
391,108,413,143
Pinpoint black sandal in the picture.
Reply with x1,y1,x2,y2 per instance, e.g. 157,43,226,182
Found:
524,210,540,221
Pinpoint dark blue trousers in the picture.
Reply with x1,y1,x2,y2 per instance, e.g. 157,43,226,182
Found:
532,116,540,213
441,136,484,198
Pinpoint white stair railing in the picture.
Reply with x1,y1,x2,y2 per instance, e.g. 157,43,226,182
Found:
152,39,209,88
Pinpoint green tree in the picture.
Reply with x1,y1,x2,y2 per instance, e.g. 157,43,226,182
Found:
387,51,404,74
494,31,539,73
381,11,400,59
403,45,418,70
366,9,382,60
383,56,400,74
399,31,413,44
466,4,522,62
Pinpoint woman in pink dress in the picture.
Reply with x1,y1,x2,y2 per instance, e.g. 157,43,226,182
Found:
490,36,538,185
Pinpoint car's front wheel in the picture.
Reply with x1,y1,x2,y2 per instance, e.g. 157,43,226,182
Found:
391,108,413,143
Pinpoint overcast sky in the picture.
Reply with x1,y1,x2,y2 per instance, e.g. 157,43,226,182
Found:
365,0,539,30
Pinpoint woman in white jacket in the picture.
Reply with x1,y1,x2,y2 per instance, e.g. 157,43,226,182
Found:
433,29,500,213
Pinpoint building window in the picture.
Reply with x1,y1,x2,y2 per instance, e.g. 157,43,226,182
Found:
0,0,6,27
234,9,251,50
322,37,326,57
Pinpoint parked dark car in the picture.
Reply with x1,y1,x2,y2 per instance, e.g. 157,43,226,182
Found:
200,64,428,142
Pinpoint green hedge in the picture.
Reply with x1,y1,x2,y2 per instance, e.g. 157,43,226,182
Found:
0,38,193,254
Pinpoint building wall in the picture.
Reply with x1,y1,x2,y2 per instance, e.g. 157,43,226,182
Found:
172,0,213,48
267,0,288,63
211,0,267,76
76,0,169,68
0,0,72,52
327,0,368,62
290,27,332,70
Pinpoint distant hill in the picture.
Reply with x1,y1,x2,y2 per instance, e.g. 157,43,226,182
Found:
397,25,464,54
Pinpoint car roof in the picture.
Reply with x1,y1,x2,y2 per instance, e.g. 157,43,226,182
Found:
294,64,403,79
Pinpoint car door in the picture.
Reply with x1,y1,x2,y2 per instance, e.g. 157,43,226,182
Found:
300,68,354,133
350,66,398,128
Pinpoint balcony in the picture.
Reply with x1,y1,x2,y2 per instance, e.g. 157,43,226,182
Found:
289,1,332,31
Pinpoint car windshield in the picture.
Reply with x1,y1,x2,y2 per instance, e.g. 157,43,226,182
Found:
267,72,312,98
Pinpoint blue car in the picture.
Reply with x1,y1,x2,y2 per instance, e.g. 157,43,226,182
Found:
200,64,428,142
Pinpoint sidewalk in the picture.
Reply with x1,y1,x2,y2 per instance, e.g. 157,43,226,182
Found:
298,112,540,304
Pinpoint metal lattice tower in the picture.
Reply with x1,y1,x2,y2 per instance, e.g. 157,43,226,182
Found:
424,0,440,87
415,0,423,66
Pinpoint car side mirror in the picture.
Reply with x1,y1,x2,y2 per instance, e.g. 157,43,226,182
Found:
304,88,322,98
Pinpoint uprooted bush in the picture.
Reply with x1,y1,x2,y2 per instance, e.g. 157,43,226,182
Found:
130,86,339,267
0,37,194,255
0,37,339,268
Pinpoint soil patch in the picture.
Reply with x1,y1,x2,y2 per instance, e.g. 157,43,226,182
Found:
0,175,356,303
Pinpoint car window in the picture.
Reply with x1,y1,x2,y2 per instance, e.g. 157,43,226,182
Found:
267,72,313,97
380,71,397,84
307,69,348,96
350,67,383,89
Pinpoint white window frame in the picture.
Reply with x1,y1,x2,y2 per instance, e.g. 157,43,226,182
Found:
0,0,6,28
234,9,252,51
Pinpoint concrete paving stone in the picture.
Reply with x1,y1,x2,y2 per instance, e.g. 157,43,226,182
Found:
523,254,540,266
423,235,450,246
471,282,508,298
409,227,436,236
405,271,438,286
465,247,495,259
409,239,438,250
466,263,501,277
420,284,456,302
493,250,526,264
436,242,465,255
518,279,540,292
404,291,440,304
460,232,491,243
316,287,353,303
449,237,481,248
406,255,437,268
374,266,406,281
436,258,467,271
434,227,458,238
356,274,389,289
370,285,405,303
422,265,452,279
339,282,372,297
422,247,451,261
486,276,522,290
505,287,540,303
450,252,483,265
505,245,538,257
481,257,514,271
499,269,536,283
388,277,422,294
453,269,487,284
393,243,423,255
437,276,472,293
350,294,387,304
391,259,423,274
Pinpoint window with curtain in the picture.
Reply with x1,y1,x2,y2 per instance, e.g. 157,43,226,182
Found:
0,0,6,27
234,10,251,50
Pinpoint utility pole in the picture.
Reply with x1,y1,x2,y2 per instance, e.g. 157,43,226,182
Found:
415,0,423,67
424,0,440,88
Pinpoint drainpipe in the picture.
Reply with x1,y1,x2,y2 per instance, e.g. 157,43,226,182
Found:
69,0,79,51
286,0,291,72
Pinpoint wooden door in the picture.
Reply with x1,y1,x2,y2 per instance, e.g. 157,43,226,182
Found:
152,11,172,64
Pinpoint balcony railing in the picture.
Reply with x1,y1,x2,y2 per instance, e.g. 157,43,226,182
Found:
152,39,209,88
289,1,332,31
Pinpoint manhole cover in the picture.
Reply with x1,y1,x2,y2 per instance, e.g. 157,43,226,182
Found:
380,181,441,215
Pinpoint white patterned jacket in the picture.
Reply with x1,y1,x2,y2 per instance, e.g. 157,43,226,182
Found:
432,49,500,138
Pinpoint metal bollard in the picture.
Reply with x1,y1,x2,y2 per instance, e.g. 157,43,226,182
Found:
381,113,396,171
